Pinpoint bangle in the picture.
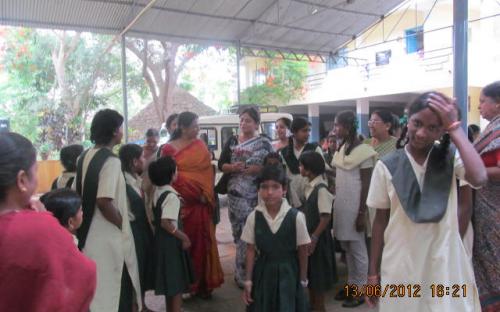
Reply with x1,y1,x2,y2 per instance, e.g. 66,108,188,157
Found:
300,279,309,288
446,121,461,132
310,234,318,242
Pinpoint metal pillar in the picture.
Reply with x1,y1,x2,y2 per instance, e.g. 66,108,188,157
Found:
121,35,129,143
453,0,468,130
236,41,241,106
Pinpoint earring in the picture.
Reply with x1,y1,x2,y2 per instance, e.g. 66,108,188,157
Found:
20,187,27,192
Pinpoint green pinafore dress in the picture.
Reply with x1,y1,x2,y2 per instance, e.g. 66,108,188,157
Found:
152,191,195,297
248,208,307,312
300,183,337,291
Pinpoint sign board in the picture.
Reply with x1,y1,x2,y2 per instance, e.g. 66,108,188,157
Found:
0,119,9,133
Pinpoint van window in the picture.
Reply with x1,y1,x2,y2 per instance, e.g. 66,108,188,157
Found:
261,122,276,140
222,126,239,148
199,128,217,150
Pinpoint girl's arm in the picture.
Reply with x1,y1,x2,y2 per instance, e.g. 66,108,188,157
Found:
366,209,390,308
309,214,331,255
242,244,256,305
457,185,473,238
160,219,191,250
356,167,373,232
428,94,487,187
96,198,122,229
298,244,309,284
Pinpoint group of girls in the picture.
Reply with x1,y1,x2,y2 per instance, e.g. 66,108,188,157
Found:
248,86,497,312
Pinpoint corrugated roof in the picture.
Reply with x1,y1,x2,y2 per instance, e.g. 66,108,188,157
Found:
0,0,406,55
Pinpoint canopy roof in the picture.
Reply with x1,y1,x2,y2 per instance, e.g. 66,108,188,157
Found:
1,0,406,57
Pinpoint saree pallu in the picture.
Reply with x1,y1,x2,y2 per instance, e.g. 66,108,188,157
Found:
162,139,224,293
473,115,500,312
0,210,96,312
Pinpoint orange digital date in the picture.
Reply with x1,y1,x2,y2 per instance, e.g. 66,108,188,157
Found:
344,284,422,298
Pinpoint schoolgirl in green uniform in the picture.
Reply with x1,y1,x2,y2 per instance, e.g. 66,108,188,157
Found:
148,156,194,312
241,164,310,312
299,151,337,311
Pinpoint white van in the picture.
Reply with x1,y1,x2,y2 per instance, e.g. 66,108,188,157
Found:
197,112,293,159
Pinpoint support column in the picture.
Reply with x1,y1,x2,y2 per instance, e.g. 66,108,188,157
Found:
356,98,370,137
308,104,320,143
453,0,468,130
121,35,129,143
236,41,241,106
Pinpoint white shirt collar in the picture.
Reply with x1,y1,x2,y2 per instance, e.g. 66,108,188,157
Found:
255,199,291,220
307,175,325,188
156,184,178,195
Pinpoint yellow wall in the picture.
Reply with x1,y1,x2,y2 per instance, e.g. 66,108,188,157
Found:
36,160,63,194
436,87,481,126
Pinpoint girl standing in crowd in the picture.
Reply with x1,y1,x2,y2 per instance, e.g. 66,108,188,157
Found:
76,109,142,312
366,92,487,311
331,110,377,308
219,107,273,289
241,165,309,311
149,156,194,312
473,81,500,312
41,188,83,245
280,117,323,209
52,144,83,190
273,117,292,151
119,144,154,310
299,151,337,311
161,111,223,297
364,110,398,158
0,132,96,311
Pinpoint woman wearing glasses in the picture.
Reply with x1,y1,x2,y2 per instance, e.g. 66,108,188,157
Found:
364,110,398,158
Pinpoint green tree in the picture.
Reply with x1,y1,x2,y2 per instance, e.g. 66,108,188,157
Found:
240,59,308,106
126,39,207,124
0,27,145,152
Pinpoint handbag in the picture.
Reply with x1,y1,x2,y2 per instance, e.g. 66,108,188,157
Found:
214,172,230,195
215,135,237,195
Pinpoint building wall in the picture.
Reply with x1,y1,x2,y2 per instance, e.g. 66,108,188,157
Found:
288,1,499,128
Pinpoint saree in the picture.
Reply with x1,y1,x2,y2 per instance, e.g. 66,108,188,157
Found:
473,115,500,312
161,139,224,293
0,210,96,312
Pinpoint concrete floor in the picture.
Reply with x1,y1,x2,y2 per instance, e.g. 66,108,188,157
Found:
145,202,374,312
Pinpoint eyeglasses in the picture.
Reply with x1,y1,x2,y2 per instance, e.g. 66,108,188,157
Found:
368,120,383,126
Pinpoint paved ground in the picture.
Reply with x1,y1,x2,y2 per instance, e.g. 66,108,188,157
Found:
145,201,374,312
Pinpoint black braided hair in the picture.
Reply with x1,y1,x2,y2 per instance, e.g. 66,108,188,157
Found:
335,110,359,156
396,124,409,149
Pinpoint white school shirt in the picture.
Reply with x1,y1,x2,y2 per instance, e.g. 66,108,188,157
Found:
304,175,334,214
124,172,144,221
153,185,180,228
241,200,311,247
282,145,324,208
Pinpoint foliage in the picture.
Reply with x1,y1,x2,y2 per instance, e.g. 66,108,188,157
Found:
0,27,147,154
240,59,308,106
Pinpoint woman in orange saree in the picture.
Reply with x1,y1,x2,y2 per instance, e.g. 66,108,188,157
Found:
161,112,224,297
